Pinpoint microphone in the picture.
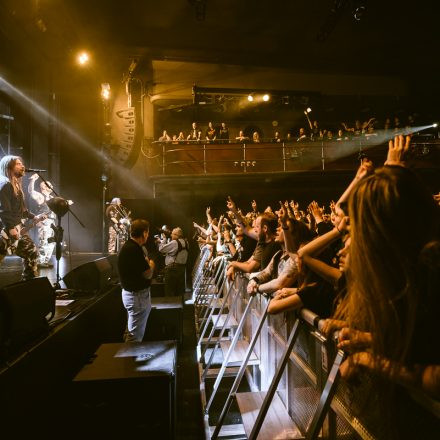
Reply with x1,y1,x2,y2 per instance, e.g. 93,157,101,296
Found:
25,168,47,173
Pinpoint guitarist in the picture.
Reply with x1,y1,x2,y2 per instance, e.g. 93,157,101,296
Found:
0,155,40,280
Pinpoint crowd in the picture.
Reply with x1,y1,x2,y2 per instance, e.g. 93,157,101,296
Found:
192,135,439,436
157,113,428,145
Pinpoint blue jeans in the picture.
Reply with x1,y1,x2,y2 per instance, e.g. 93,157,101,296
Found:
122,288,151,342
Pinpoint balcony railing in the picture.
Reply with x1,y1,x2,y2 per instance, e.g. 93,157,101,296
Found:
146,139,440,176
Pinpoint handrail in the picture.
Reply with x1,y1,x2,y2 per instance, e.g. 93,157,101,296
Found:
150,139,440,176
192,251,439,440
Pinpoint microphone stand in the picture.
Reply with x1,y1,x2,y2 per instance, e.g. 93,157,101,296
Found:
51,214,64,290
33,171,85,229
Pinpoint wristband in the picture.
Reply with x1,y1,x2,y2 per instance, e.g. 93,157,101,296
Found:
335,225,342,235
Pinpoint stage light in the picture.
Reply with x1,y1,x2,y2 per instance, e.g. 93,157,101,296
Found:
247,95,254,102
433,123,438,128
77,51,90,65
306,107,312,113
101,83,111,100
352,1,366,21
262,94,270,102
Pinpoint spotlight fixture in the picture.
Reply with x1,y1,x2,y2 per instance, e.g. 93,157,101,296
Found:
306,107,312,113
352,1,366,21
247,95,254,102
262,94,270,102
77,51,90,65
433,123,438,128
101,83,111,100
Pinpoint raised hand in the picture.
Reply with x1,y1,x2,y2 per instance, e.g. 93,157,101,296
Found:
226,196,237,212
308,201,323,222
278,201,289,225
355,157,374,180
251,199,257,211
206,206,211,215
385,135,411,166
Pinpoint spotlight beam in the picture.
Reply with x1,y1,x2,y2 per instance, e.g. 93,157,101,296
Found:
0,76,152,197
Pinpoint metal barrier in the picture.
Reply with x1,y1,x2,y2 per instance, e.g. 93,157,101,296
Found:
193,252,440,440
149,139,440,176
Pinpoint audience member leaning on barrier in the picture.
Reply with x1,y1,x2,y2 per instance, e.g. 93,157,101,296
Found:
225,197,280,281
335,137,439,395
268,158,374,317
246,218,304,297
316,136,438,437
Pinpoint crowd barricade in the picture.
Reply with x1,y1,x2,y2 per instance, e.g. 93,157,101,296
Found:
193,253,440,440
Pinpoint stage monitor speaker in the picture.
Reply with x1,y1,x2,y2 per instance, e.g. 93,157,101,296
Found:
105,254,119,281
0,277,55,359
63,257,112,292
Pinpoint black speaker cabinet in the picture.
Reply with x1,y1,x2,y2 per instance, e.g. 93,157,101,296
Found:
63,257,112,292
0,277,55,359
144,296,183,344
73,341,177,438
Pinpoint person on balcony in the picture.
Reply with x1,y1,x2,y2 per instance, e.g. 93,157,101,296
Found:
205,122,217,143
187,122,201,143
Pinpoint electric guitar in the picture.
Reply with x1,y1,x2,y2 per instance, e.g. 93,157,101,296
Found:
0,213,48,255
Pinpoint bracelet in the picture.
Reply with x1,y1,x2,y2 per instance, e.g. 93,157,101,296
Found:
335,226,342,235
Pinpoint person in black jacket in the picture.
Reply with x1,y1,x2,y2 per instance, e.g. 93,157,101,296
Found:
0,155,41,280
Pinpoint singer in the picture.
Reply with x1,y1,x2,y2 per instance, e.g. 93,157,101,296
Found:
28,173,56,268
0,155,41,279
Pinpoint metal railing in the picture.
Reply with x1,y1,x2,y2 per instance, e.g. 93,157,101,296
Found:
149,139,440,176
193,253,440,440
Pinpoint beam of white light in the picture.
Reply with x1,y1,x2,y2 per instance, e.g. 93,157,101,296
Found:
0,75,152,197
315,125,438,164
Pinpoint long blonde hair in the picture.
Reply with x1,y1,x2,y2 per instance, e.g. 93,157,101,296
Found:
0,155,24,196
347,166,439,365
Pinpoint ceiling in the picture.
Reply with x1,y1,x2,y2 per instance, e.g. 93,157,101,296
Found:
1,0,440,81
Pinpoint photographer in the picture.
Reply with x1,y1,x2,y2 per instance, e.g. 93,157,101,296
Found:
158,227,189,299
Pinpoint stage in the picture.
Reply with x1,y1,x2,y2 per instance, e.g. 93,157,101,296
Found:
0,252,205,438
0,252,107,288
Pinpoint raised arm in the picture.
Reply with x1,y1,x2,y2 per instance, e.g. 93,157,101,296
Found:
226,196,258,240
335,158,373,212
27,173,45,205
304,110,313,130
297,216,348,259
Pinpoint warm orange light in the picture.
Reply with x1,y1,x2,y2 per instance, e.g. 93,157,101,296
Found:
77,51,90,65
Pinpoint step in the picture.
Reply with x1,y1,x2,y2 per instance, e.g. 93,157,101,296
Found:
211,314,238,329
204,367,240,379
209,423,246,438
219,340,259,367
236,391,303,439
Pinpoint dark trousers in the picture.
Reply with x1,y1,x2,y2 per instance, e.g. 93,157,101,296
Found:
164,263,186,298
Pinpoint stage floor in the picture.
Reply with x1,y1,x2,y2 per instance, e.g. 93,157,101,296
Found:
0,253,106,289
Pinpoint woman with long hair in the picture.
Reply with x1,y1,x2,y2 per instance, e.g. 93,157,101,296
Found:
337,136,440,438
